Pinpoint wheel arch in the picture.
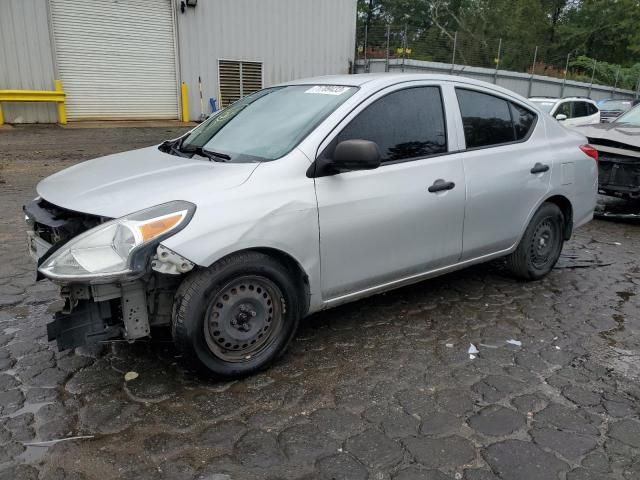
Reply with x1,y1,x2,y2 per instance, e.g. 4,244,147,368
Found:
210,247,311,317
544,194,573,240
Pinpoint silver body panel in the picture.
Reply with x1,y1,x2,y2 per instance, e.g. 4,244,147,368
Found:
36,73,598,314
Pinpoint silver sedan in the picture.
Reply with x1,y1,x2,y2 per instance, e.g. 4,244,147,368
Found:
27,74,598,377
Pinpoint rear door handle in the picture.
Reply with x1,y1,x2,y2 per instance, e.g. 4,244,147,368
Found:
530,163,550,174
428,179,455,193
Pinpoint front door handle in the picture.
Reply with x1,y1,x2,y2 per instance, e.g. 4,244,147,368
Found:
530,163,550,174
428,179,455,193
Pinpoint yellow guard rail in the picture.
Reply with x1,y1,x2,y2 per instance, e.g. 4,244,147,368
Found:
0,80,67,125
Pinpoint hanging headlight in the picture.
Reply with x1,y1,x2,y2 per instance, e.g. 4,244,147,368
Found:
39,201,196,282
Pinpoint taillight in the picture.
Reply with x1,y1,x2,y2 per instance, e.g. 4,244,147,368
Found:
580,144,598,163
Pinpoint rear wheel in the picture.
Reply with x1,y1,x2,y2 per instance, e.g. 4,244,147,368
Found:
506,202,565,280
172,252,301,377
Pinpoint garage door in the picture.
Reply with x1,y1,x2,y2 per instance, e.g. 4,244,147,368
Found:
50,0,178,120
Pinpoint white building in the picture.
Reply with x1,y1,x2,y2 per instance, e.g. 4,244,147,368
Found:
0,0,357,123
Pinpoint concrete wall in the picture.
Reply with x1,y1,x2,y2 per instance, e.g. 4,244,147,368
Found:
176,0,357,120
0,0,57,123
358,59,638,101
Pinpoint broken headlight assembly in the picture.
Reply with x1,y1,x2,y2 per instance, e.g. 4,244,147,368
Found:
38,200,196,283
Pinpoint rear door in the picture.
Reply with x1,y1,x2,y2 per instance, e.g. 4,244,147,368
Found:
565,101,597,126
314,83,466,300
585,102,601,124
451,87,551,260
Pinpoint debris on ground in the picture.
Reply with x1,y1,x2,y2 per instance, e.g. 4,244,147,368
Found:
124,371,139,382
506,339,522,347
24,436,95,447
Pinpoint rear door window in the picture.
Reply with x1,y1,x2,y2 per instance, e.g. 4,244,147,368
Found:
510,103,536,140
456,89,536,148
456,89,514,148
334,86,447,163
573,101,590,118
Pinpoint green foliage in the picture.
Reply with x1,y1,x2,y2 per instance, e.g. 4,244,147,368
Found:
570,56,640,90
357,0,640,88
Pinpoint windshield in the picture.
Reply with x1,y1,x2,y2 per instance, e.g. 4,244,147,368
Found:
615,104,640,125
180,85,357,162
599,99,633,111
530,100,556,113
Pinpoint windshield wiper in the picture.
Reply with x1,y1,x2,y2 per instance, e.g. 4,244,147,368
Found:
159,138,191,157
191,147,231,162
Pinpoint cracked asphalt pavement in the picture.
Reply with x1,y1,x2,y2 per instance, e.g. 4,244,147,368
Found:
1,125,640,480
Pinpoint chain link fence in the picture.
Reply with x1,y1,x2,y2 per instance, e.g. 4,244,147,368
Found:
355,24,640,99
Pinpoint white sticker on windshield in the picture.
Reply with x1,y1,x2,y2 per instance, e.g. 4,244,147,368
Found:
305,85,350,95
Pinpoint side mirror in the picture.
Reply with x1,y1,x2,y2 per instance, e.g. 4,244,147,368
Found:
555,113,568,121
307,139,382,178
333,139,381,170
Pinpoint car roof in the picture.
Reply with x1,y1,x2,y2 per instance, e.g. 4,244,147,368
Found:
529,96,596,103
528,97,598,107
277,73,529,101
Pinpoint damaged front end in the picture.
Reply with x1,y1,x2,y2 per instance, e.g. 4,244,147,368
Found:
24,198,196,351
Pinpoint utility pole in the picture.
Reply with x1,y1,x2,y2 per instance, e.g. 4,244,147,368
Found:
385,23,390,72
560,53,570,97
612,66,620,98
527,46,538,97
363,23,368,72
450,31,458,74
587,59,597,97
363,0,373,73
493,38,502,84
401,24,407,72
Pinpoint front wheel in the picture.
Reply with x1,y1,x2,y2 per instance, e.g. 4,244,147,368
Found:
172,252,302,378
506,203,565,280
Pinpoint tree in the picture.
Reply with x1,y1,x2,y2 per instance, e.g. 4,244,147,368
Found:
356,0,640,74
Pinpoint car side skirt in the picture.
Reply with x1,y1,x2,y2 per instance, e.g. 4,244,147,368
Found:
320,246,514,310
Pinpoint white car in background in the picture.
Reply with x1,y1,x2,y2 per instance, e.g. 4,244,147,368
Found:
529,97,600,127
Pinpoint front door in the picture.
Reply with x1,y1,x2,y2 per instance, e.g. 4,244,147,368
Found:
313,85,466,300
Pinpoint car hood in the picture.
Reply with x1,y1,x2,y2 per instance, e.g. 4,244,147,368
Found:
36,146,260,218
575,122,640,148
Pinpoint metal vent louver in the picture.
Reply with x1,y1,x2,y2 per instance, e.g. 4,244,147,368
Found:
219,60,263,108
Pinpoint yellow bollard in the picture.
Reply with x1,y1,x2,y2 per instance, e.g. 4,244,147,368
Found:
0,104,4,126
181,82,189,122
54,80,67,124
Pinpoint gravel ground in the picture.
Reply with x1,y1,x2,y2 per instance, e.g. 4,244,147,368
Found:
0,124,639,480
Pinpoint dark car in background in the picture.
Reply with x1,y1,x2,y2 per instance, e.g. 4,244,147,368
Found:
578,104,640,199
598,98,640,123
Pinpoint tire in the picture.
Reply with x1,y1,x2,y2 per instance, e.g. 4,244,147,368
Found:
506,202,565,280
172,251,302,378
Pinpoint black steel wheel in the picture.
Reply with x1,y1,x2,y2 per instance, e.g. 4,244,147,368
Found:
172,252,302,377
204,275,284,362
506,202,565,280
